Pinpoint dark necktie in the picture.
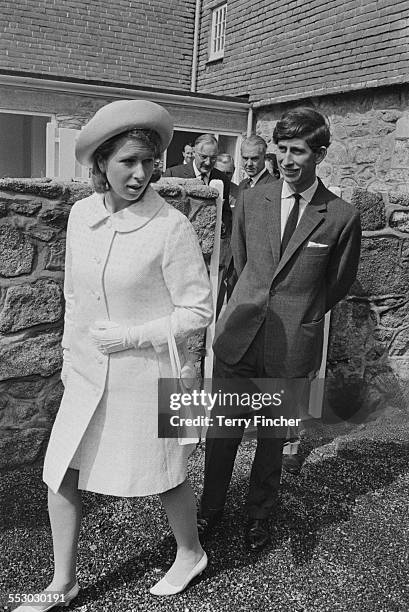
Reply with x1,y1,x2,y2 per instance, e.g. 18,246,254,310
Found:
243,177,252,190
201,173,209,185
280,193,301,257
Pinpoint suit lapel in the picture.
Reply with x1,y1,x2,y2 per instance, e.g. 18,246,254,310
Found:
264,181,282,269
272,180,329,280
184,162,195,178
257,169,270,185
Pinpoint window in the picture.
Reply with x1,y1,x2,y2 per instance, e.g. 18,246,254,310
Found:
46,124,90,179
209,3,227,61
0,111,92,180
0,112,50,178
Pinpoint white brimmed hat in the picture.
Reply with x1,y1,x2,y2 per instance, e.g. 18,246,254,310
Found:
75,99,174,166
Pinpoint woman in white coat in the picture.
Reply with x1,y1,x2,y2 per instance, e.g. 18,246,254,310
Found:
16,100,213,610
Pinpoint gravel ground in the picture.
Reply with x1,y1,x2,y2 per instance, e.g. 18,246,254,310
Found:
1,410,409,612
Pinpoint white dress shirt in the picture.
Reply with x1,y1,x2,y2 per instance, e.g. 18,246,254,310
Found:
193,160,209,183
280,178,318,239
248,168,269,187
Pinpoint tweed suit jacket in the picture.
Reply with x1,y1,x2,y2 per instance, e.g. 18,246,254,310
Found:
237,168,278,193
164,161,232,232
213,178,361,377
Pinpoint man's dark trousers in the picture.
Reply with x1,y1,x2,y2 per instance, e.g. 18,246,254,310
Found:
201,323,285,520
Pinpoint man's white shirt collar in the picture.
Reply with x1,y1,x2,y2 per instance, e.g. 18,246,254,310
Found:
193,160,210,180
248,168,268,186
280,178,319,238
282,177,319,203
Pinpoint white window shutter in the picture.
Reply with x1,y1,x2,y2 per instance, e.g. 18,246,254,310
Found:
46,124,89,179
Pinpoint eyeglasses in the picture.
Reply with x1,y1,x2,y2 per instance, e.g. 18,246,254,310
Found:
196,153,218,163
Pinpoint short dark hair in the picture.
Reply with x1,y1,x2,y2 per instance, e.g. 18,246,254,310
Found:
91,128,162,192
273,107,330,151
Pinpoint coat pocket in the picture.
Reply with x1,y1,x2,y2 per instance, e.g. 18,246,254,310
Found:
302,315,325,328
289,317,325,376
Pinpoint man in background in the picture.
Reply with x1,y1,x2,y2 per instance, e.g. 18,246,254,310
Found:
265,152,280,179
215,153,238,205
182,142,195,165
164,133,231,236
238,135,278,192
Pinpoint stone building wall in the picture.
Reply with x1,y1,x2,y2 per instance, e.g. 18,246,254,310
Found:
256,85,409,419
256,86,409,197
0,177,217,469
327,188,409,420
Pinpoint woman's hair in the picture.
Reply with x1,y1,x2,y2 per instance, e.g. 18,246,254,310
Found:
91,128,162,192
272,107,331,151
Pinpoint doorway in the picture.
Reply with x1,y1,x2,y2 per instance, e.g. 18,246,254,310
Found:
164,129,241,182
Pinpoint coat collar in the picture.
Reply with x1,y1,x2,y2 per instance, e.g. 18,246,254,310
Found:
263,178,331,276
183,161,196,178
84,187,166,232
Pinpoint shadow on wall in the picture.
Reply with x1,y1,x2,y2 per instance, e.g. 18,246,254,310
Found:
324,288,408,423
324,186,409,423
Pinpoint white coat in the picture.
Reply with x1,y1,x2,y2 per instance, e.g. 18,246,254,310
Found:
43,187,213,496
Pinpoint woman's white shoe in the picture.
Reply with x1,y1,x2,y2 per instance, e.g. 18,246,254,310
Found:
150,552,208,596
13,581,79,611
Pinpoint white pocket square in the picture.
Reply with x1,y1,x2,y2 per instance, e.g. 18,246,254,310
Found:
307,241,328,248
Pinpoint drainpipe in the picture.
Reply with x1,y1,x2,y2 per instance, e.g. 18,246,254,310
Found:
247,105,253,136
191,0,202,92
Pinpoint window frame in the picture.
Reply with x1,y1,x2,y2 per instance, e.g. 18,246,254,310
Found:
208,2,227,62
0,109,53,179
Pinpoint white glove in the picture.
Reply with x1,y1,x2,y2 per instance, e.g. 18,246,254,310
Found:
61,348,71,388
89,320,140,355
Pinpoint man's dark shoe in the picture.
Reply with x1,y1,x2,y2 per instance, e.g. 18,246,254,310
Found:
282,453,304,475
245,518,270,552
197,510,223,536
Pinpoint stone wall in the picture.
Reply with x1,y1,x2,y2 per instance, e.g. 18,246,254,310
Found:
327,188,409,420
255,86,409,419
256,86,409,197
0,177,217,469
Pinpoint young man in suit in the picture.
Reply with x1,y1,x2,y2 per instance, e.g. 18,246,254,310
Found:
199,107,361,552
164,133,231,235
238,135,278,192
